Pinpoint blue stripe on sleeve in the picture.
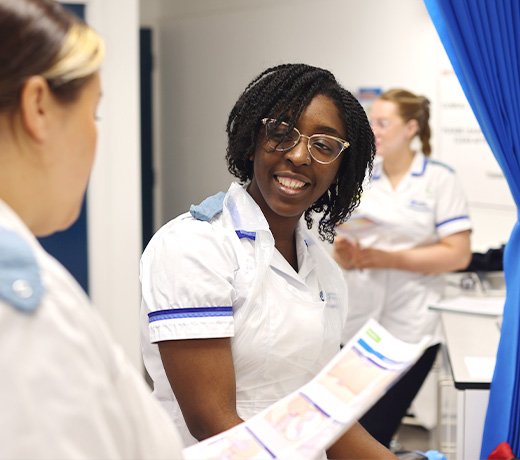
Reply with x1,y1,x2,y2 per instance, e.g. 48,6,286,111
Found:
436,215,470,227
148,306,233,322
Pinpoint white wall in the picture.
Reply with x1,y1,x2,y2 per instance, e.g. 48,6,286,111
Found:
67,0,518,372
149,0,438,220
84,0,143,370
61,0,517,374
141,0,516,253
65,0,516,375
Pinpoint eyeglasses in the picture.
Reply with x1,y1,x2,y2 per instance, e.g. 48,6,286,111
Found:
369,118,391,130
261,118,350,165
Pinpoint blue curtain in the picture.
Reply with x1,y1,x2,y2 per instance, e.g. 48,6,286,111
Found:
423,0,520,457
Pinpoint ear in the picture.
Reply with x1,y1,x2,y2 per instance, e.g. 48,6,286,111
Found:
19,76,56,143
406,119,419,140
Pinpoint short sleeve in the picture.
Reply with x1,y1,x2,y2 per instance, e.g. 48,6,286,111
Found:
140,216,238,342
435,168,472,239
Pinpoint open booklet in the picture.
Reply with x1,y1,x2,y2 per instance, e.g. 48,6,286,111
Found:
183,319,431,460
335,215,389,243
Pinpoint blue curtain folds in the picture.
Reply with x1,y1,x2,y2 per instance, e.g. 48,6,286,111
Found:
423,0,520,457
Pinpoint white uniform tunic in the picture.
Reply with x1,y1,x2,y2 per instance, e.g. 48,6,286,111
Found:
141,182,348,447
343,152,471,345
0,199,184,460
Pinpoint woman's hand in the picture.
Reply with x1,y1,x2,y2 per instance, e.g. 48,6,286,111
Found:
333,236,359,270
334,237,395,270
327,421,398,459
158,337,243,441
349,247,395,270
334,230,472,274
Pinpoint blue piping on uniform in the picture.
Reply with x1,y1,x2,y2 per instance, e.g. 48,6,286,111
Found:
436,215,469,227
428,158,455,173
149,306,233,322
235,230,256,240
372,166,382,180
411,157,428,176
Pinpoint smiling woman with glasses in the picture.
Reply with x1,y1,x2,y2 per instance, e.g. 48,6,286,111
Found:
140,63,398,459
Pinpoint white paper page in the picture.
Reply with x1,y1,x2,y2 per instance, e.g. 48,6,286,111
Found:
429,295,504,316
183,319,429,460
464,356,496,380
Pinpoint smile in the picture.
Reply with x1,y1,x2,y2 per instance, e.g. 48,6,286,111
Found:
275,175,308,190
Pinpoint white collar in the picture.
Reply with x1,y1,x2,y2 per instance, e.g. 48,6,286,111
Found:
270,219,316,284
372,151,427,180
0,199,39,250
222,182,271,234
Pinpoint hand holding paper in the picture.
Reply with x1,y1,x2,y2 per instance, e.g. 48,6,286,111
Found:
336,215,388,242
183,320,430,460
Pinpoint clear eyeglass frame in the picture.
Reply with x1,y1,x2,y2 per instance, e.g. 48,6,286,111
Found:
369,118,391,130
261,118,350,165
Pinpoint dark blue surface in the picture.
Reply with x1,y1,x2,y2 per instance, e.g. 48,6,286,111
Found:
140,28,154,251
60,3,85,18
38,3,89,294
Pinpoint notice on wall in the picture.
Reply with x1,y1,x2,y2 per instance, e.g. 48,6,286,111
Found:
357,87,382,116
437,51,514,210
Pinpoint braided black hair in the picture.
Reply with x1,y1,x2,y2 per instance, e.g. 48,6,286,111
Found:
226,63,375,243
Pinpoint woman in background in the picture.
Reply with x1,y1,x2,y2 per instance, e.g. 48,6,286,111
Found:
0,1,183,457
333,88,472,447
141,63,398,459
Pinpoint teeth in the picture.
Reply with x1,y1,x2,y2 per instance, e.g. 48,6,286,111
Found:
277,176,306,189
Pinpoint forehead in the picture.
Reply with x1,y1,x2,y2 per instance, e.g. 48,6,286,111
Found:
370,99,399,119
297,94,345,138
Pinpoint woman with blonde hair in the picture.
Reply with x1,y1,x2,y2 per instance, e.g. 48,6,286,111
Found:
334,88,472,447
0,1,182,457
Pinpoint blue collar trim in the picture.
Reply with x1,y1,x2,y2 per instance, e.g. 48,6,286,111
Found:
235,230,256,241
411,157,428,177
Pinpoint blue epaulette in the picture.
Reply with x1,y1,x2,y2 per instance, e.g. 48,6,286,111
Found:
0,227,44,313
189,191,226,222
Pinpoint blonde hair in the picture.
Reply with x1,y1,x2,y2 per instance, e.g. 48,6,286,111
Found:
380,89,432,156
0,0,105,111
42,23,105,90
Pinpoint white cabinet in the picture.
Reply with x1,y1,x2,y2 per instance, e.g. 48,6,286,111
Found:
438,311,501,460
